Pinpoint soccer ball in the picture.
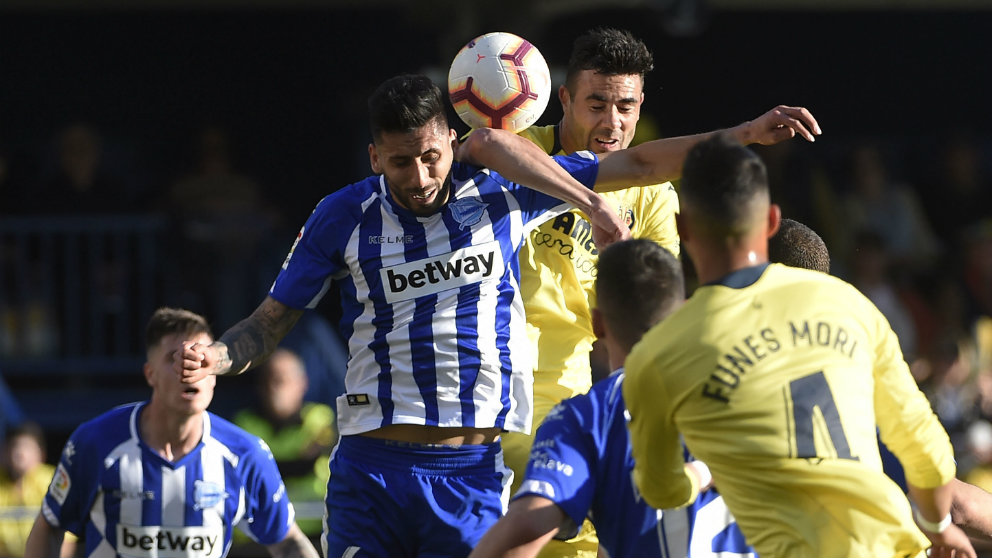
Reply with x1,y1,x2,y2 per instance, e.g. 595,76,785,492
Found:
447,32,552,133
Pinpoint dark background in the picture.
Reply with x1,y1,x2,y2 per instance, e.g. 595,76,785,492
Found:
2,4,990,222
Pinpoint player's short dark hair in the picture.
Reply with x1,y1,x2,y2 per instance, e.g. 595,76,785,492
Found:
680,132,769,236
368,74,448,142
769,218,831,273
596,239,684,350
565,27,654,93
145,307,213,352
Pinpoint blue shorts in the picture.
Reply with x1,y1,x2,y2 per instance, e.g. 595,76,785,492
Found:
322,435,512,558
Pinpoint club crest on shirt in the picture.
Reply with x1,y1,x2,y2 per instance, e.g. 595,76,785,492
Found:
193,480,228,510
448,197,488,230
618,204,636,229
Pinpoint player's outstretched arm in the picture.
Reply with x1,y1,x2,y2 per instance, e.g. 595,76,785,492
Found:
468,495,566,558
173,296,303,384
24,513,65,558
594,105,821,192
456,127,630,248
265,523,319,558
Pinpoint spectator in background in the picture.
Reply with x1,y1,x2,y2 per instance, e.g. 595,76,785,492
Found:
848,229,920,361
167,125,284,328
961,221,992,328
28,123,132,215
962,421,992,494
921,132,992,253
0,422,73,558
278,310,349,407
233,347,336,537
835,142,940,278
918,333,982,456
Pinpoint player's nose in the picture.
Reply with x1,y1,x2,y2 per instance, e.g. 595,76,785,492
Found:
606,106,623,129
416,162,433,188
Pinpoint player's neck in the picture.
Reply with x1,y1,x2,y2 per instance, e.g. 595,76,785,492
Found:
606,341,630,372
557,119,581,155
690,242,768,285
140,404,204,462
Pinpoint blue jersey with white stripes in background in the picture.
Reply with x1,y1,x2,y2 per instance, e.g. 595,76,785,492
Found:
517,371,754,558
41,402,294,558
270,154,599,436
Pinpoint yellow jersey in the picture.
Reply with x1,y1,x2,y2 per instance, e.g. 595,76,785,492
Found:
518,124,680,401
624,263,954,558
0,463,55,558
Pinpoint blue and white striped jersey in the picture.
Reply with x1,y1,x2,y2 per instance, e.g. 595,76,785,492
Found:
41,402,294,558
516,372,754,558
270,155,600,436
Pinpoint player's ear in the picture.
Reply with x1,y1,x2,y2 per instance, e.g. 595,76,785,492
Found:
369,143,382,174
142,362,154,387
592,307,607,340
558,84,570,110
767,203,782,239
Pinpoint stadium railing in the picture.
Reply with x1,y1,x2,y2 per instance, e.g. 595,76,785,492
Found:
0,214,167,435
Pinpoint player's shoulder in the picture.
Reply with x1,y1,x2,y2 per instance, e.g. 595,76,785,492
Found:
551,372,624,425
204,411,275,461
518,123,558,154
586,372,625,404
303,176,384,231
66,402,141,453
76,402,140,437
318,176,381,209
600,180,677,209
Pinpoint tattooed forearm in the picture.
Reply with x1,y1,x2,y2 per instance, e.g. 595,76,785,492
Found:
216,296,304,376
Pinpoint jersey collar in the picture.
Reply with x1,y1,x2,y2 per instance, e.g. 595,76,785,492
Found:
707,262,770,289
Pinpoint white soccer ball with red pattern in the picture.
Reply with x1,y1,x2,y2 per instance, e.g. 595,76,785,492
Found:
447,32,552,133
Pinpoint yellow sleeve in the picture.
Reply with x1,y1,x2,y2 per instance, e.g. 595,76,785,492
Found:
871,299,955,488
622,352,697,509
632,182,680,258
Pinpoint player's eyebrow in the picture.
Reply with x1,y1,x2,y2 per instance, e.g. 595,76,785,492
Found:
388,147,441,164
586,92,638,105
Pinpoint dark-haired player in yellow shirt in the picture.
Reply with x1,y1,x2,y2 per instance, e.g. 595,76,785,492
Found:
505,26,823,558
624,133,975,558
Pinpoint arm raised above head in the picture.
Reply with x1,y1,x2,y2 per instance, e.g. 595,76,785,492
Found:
594,105,822,192
456,127,630,248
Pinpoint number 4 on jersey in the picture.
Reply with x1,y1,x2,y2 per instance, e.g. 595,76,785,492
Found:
787,371,858,461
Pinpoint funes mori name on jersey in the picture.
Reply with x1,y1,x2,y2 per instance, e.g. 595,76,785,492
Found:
702,319,860,404
380,241,504,303
117,524,222,558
